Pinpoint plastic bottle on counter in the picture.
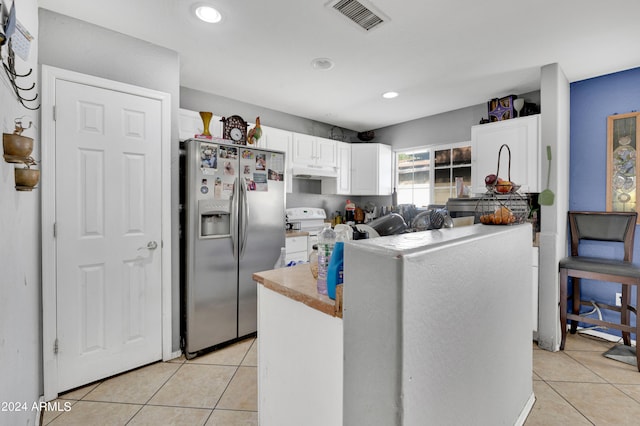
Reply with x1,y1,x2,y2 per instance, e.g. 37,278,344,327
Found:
309,244,319,279
273,247,286,269
316,223,336,295
326,233,345,300
345,199,356,223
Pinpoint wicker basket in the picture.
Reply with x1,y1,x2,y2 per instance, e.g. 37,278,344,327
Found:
475,144,530,225
475,192,530,225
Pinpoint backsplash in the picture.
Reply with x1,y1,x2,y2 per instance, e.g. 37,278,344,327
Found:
286,190,392,221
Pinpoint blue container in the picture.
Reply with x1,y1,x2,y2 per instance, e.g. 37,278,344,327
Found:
327,241,344,300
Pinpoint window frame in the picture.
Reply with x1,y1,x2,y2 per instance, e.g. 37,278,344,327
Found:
394,141,472,207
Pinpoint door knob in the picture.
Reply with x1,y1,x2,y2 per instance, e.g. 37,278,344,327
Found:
138,241,158,251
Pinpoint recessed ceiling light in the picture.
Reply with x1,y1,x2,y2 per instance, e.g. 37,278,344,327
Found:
311,58,335,71
195,5,222,23
382,91,399,99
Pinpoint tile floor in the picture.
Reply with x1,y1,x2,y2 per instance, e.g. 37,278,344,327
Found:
527,332,640,425
42,333,640,425
43,338,258,426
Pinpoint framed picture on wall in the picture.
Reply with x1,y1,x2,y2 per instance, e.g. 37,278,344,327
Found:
607,112,640,222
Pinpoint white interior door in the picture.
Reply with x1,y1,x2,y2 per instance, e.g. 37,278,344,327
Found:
54,79,163,392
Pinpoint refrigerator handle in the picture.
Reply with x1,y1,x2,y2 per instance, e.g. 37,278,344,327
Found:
230,177,239,259
239,176,250,259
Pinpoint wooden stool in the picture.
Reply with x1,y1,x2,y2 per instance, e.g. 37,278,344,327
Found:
559,211,640,371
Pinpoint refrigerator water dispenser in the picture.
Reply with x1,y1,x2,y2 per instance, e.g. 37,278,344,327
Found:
199,199,231,238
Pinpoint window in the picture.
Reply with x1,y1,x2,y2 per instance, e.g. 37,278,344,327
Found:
433,144,471,204
396,148,430,207
395,142,471,207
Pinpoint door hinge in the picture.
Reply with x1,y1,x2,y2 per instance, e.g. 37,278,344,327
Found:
53,338,59,354
53,105,56,121
53,222,57,238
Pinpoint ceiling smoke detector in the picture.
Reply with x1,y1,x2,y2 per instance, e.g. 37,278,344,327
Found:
327,0,389,32
311,58,335,70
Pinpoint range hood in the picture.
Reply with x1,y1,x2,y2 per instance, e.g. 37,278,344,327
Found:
292,166,337,179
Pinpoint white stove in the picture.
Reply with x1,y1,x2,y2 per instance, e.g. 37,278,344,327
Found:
286,207,327,234
286,207,327,255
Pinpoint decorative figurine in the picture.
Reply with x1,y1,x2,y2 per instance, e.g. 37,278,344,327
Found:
248,117,262,145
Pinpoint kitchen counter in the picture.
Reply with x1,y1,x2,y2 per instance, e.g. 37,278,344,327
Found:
254,265,343,426
252,264,342,318
285,230,308,238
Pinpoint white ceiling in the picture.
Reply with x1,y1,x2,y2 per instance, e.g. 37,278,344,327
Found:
38,0,640,131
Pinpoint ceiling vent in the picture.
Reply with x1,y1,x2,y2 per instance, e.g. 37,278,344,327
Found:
328,0,388,32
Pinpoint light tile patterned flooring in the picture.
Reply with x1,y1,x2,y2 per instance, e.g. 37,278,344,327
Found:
42,333,640,425
527,332,640,425
43,338,257,426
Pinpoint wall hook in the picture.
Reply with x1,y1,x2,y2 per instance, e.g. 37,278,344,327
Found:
1,39,39,110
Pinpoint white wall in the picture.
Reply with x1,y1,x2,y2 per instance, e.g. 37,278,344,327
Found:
0,2,42,425
537,63,571,351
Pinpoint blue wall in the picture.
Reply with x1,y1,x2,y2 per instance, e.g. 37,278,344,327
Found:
570,67,640,337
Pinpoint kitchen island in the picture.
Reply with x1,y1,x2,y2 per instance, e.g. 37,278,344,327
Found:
253,224,534,426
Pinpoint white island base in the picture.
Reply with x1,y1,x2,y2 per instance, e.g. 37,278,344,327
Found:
258,286,343,425
255,224,535,426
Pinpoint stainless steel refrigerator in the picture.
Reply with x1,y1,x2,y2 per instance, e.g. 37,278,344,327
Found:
183,138,285,358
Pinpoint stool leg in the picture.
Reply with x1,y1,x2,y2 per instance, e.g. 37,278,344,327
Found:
570,277,581,335
621,284,631,346
636,284,640,372
560,268,568,350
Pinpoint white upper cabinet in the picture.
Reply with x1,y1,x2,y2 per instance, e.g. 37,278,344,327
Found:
261,125,293,193
471,115,541,194
322,141,351,195
261,125,291,153
178,108,223,140
291,133,337,168
350,143,392,196
316,138,338,168
336,141,351,194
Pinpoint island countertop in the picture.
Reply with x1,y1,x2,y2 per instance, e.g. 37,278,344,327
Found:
252,264,343,318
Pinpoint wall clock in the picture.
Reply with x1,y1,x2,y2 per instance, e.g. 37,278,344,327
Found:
221,115,248,145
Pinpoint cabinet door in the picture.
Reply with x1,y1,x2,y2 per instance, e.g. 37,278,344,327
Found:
285,236,308,262
471,115,540,194
351,144,391,196
316,137,337,168
179,108,223,140
336,142,351,194
262,126,293,193
322,141,351,195
377,144,392,196
179,109,201,140
351,144,377,195
291,133,317,166
263,126,292,153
